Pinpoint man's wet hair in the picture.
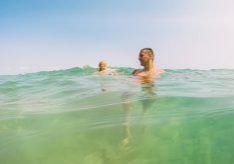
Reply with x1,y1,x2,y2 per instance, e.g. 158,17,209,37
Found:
140,48,154,61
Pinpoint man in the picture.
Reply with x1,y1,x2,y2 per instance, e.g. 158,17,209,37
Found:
132,48,164,76
121,48,163,146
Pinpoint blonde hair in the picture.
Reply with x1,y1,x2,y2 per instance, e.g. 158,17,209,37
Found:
98,61,108,71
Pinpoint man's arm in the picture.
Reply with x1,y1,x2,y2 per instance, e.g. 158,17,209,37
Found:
132,69,140,75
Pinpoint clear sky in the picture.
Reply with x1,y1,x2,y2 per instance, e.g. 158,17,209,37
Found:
1,0,234,75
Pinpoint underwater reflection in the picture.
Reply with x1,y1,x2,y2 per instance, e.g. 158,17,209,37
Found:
121,76,157,146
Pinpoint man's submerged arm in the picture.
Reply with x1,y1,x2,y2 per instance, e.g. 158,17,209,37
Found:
159,69,165,73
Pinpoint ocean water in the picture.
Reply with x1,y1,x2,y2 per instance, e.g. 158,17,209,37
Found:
0,67,234,164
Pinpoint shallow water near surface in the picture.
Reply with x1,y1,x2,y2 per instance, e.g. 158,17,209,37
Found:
0,67,234,164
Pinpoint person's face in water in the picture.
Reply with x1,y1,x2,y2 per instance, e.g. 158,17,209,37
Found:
138,50,152,66
99,62,107,71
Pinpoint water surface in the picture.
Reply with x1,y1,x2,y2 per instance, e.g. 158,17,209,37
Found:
0,67,234,164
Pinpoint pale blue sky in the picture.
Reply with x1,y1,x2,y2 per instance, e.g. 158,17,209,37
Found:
1,0,234,74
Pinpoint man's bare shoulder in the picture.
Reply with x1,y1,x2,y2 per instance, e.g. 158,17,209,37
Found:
132,69,143,75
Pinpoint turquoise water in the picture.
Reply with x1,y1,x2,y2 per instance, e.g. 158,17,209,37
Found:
0,67,234,164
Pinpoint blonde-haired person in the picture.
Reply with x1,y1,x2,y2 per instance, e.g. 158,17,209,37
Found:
98,61,118,75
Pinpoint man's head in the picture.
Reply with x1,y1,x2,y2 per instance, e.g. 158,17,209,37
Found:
98,61,108,71
138,48,154,66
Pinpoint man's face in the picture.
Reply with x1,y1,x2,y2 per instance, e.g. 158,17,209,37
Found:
138,50,151,66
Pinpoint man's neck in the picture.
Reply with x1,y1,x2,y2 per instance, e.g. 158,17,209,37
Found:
143,61,156,71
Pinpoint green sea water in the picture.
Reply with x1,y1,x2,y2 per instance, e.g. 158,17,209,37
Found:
0,67,234,164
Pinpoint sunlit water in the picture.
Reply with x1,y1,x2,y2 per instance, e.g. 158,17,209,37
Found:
0,67,234,164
